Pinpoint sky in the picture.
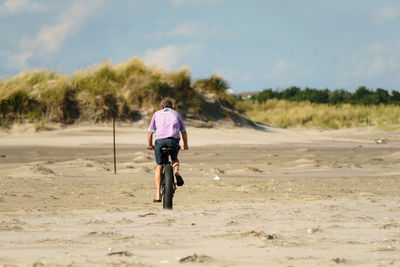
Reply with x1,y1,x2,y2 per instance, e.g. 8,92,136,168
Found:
1,0,400,93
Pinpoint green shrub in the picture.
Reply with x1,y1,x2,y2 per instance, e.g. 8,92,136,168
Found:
251,86,399,106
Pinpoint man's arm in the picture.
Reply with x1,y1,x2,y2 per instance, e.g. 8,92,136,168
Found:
147,131,154,150
177,114,188,150
147,113,156,150
181,131,188,150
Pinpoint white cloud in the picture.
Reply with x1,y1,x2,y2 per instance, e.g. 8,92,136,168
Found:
371,6,400,24
5,0,103,72
363,43,398,77
335,42,400,87
19,0,103,53
168,22,217,38
170,0,251,7
265,59,294,80
366,56,397,77
275,60,288,72
35,21,73,52
6,51,33,70
342,55,397,82
368,42,385,54
148,22,216,40
0,0,44,14
143,44,201,70
33,0,103,52
171,0,225,7
143,45,179,70
169,22,199,37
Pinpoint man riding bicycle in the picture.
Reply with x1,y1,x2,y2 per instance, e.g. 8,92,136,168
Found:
147,98,188,203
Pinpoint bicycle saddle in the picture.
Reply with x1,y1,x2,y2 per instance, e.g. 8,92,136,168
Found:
161,147,175,154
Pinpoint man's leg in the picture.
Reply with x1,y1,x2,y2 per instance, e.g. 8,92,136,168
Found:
172,160,179,176
172,159,184,186
155,164,163,200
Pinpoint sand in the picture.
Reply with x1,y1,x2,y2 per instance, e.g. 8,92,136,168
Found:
0,123,399,267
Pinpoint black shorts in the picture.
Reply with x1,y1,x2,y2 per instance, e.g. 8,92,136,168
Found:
154,138,180,165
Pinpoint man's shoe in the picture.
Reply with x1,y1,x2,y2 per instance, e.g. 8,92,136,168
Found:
175,174,184,186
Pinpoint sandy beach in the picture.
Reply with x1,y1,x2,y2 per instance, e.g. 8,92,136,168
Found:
0,124,399,267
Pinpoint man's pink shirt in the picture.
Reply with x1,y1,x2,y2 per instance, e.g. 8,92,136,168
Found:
148,108,186,140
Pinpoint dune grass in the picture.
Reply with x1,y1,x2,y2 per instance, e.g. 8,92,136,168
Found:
0,57,236,130
237,99,400,130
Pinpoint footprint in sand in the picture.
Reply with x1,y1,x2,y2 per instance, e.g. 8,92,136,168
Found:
238,230,277,239
212,230,277,240
129,167,152,173
32,261,62,267
83,219,107,225
244,167,263,173
197,167,225,175
27,163,56,175
107,251,133,257
292,158,319,168
0,219,25,231
380,223,400,229
37,238,76,244
236,185,262,193
179,254,213,263
210,168,225,175
132,155,152,163
85,231,125,240
116,218,134,224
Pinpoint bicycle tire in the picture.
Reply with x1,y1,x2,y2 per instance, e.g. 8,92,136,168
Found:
162,164,174,209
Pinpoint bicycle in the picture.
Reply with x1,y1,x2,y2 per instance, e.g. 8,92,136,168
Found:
160,147,177,209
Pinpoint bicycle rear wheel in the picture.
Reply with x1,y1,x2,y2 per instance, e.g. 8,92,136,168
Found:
162,164,174,209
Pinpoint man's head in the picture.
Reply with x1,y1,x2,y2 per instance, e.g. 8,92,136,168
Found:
160,98,173,109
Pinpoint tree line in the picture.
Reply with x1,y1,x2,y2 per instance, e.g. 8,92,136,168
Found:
245,86,400,105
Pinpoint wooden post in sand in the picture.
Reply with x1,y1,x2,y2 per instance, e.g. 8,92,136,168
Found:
113,116,117,174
